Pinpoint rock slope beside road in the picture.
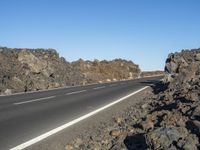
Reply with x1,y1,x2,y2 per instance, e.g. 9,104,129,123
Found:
72,58,140,84
66,48,200,150
0,48,74,94
0,47,141,95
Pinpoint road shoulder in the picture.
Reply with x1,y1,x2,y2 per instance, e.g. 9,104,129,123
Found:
27,86,153,150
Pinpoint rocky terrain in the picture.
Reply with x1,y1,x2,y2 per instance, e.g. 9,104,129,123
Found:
0,47,140,95
141,71,164,78
66,49,200,150
72,58,140,84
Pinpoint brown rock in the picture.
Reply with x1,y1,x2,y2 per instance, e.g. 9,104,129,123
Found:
195,53,200,61
115,117,124,124
141,119,154,131
110,129,122,137
65,145,73,150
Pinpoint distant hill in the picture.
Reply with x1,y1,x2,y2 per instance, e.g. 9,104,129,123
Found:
141,70,164,78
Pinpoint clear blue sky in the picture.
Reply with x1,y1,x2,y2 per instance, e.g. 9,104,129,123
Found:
1,0,200,71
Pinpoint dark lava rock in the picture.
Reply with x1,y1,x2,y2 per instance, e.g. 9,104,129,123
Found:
146,127,199,150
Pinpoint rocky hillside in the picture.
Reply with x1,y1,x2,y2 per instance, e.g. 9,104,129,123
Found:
72,59,140,84
0,47,140,95
66,48,200,150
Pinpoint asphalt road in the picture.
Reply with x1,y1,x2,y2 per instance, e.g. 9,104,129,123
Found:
0,76,162,150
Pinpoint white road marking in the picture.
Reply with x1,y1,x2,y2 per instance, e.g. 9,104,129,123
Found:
93,86,106,90
65,90,87,95
13,96,56,105
10,86,149,150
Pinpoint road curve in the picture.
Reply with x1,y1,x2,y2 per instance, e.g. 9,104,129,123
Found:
0,76,162,150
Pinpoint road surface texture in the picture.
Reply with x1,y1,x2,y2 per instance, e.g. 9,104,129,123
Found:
0,76,162,150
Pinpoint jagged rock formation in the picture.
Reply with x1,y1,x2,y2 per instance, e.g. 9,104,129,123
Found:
72,59,140,84
0,47,140,95
140,49,200,149
66,48,200,150
0,47,74,94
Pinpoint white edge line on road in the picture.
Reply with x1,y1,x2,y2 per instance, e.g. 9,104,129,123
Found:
13,96,56,105
93,86,106,90
65,90,87,95
10,86,149,150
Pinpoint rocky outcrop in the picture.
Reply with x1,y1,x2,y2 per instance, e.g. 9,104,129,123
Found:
0,47,75,94
137,49,200,149
65,48,200,150
72,59,140,84
131,49,200,149
0,47,140,95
